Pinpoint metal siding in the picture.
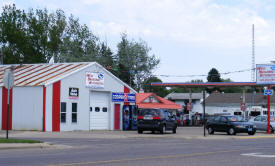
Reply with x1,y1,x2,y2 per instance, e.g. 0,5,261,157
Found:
43,86,46,131
59,68,90,131
12,87,43,130
0,63,90,87
45,85,53,131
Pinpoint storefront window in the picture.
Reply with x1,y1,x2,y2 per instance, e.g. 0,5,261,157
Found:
72,103,77,123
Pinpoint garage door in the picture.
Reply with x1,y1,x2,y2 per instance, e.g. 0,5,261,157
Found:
90,91,110,130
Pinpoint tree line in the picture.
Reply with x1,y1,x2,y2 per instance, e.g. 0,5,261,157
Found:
0,4,159,92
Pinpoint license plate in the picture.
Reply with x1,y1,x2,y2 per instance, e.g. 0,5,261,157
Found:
248,128,252,131
144,116,153,120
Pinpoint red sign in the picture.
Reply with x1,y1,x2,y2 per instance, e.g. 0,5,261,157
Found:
240,102,246,111
187,103,192,111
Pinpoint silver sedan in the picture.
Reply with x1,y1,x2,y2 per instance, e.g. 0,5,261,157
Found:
249,115,275,133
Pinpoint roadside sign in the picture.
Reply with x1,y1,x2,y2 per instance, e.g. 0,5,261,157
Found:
187,103,192,111
240,102,246,111
3,68,14,89
264,89,273,96
256,64,275,84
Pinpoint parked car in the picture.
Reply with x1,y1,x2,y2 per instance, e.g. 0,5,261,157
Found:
137,109,177,134
249,115,275,133
206,115,256,135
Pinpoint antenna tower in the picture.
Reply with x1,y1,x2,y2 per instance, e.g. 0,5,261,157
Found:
251,24,255,82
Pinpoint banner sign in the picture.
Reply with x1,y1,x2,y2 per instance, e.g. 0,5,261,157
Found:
112,93,136,103
256,64,275,84
86,72,104,89
69,87,79,99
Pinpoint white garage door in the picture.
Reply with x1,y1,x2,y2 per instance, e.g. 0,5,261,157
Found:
90,91,110,130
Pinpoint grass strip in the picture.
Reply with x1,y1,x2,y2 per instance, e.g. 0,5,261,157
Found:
0,138,42,143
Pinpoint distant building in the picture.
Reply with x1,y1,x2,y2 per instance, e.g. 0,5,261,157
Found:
205,93,275,116
165,92,207,115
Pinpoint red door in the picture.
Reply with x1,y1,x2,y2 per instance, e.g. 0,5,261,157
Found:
114,104,120,130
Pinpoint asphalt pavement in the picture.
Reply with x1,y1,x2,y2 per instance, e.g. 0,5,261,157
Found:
0,127,275,166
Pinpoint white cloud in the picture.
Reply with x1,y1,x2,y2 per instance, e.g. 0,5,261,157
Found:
85,0,275,48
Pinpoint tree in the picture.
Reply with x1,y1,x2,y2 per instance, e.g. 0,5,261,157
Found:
142,77,168,97
0,4,102,64
207,68,221,93
115,34,160,91
207,68,222,82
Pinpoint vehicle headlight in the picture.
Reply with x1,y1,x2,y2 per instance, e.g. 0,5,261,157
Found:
253,125,256,128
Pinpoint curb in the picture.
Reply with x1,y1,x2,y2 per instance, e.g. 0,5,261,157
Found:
0,142,53,150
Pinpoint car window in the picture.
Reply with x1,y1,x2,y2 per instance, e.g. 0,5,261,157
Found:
227,116,244,122
214,116,220,121
220,117,227,122
254,116,261,121
261,117,267,122
139,109,160,116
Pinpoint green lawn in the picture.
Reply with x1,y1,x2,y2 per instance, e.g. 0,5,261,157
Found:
0,138,42,143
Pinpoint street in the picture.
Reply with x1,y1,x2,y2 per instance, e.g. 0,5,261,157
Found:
0,128,275,166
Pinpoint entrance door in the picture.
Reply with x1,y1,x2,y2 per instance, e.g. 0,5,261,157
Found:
90,91,110,130
114,104,120,130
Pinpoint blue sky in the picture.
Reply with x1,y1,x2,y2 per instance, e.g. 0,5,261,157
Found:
1,0,275,83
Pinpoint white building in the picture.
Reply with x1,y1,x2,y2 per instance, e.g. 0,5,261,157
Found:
0,62,136,132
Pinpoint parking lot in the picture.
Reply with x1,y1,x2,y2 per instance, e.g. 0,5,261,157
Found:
1,127,275,142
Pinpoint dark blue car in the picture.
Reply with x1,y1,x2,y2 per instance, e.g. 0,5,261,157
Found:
206,115,256,135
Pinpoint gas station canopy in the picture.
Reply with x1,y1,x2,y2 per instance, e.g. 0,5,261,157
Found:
151,82,264,88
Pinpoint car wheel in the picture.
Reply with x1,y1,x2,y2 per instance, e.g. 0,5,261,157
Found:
270,126,274,133
160,125,166,134
208,127,214,135
172,127,177,134
138,129,143,134
248,131,255,135
228,128,236,135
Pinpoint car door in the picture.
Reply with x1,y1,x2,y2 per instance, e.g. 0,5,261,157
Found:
253,116,262,130
212,116,221,131
219,116,228,132
261,116,268,131
166,111,175,129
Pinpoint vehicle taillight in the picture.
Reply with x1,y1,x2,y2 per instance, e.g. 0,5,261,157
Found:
138,116,144,120
153,116,161,120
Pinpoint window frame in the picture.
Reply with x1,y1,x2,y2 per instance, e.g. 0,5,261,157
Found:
72,103,78,123
60,102,67,123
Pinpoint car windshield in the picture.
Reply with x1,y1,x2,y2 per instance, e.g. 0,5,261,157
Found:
227,116,245,122
139,109,160,116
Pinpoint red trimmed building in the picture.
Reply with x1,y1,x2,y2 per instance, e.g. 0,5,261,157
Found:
0,62,136,132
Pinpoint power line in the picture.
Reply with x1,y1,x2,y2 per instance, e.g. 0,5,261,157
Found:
153,68,255,78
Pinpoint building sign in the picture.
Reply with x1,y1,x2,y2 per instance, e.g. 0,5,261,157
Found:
112,93,136,103
86,72,104,89
69,87,79,99
256,64,275,84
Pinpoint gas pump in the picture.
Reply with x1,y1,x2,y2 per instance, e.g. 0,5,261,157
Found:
131,106,138,130
123,105,130,130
